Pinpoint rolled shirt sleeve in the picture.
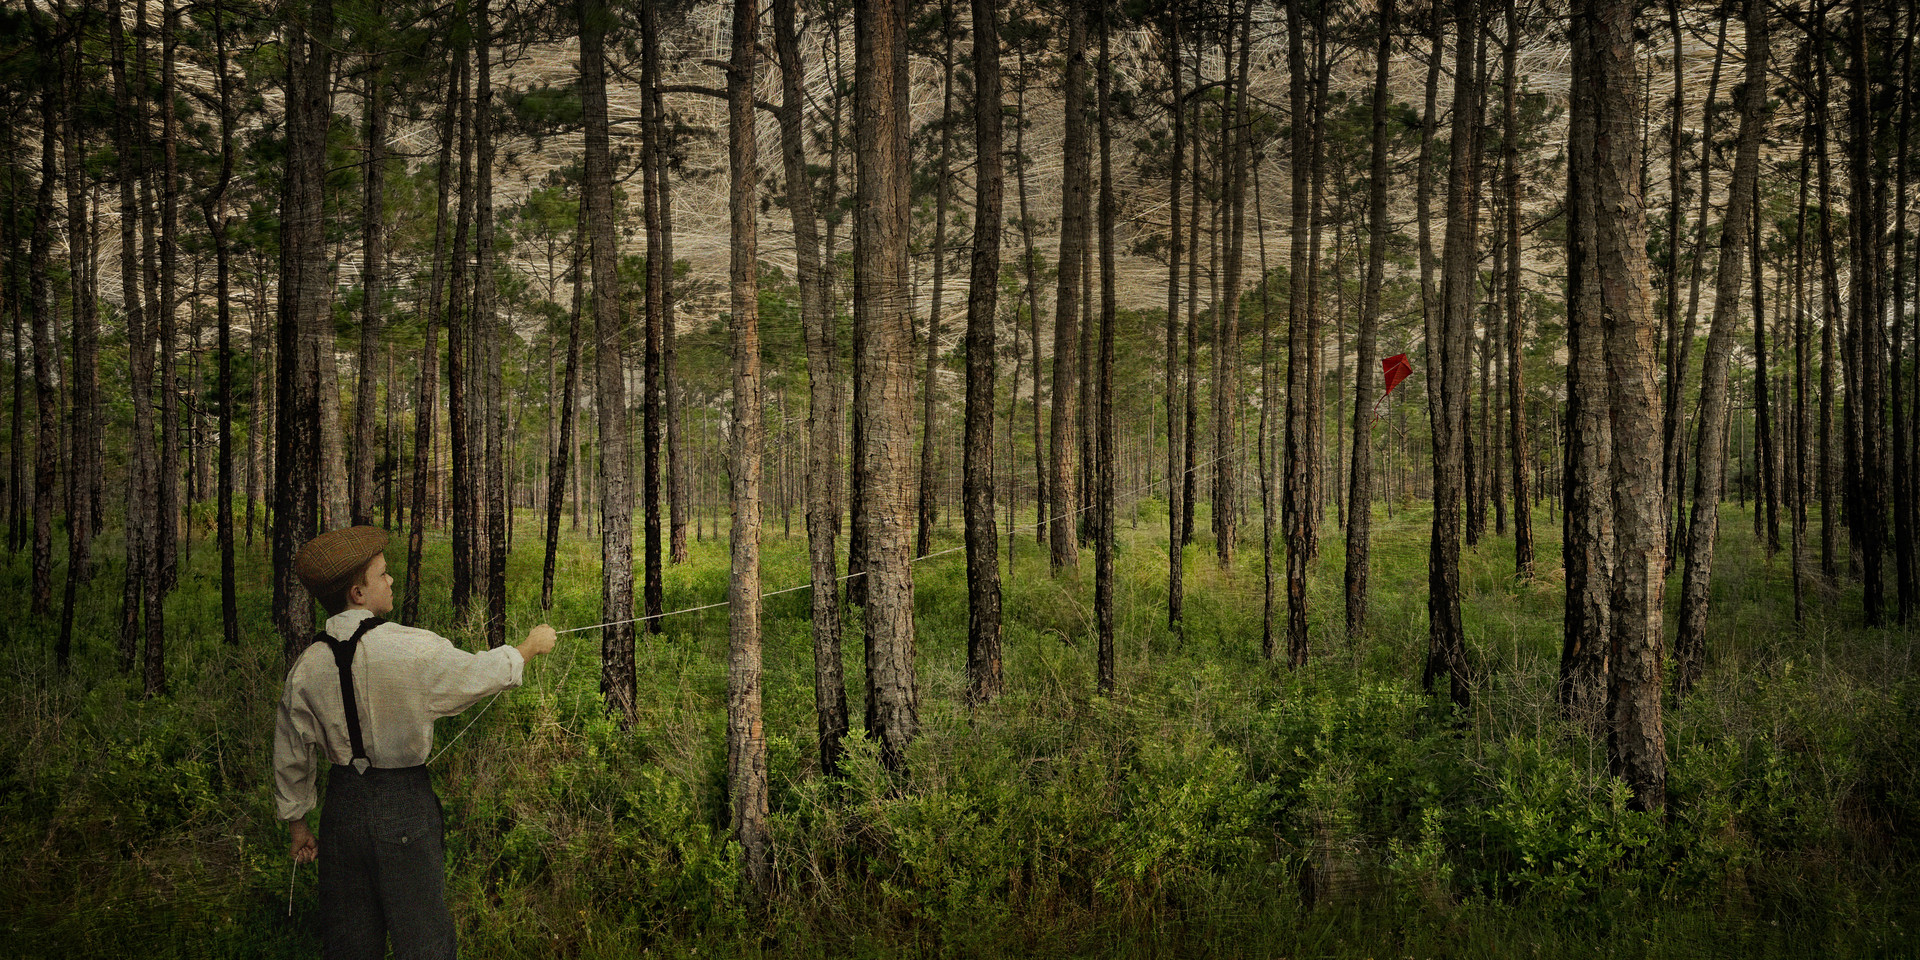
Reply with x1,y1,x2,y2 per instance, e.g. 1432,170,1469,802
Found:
273,676,322,822
425,640,525,718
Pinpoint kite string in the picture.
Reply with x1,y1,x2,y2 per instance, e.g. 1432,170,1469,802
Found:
426,441,1249,764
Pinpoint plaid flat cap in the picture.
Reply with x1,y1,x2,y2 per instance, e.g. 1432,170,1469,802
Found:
293,526,391,598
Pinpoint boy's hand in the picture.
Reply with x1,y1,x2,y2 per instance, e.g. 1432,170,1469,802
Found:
519,624,557,660
289,818,317,863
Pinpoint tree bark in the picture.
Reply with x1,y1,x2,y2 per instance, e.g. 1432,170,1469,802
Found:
477,0,509,650
965,0,1004,705
771,0,851,769
354,45,385,528
448,42,475,617
1675,0,1767,697
1048,0,1087,574
581,0,636,724
1846,0,1887,625
1504,0,1533,579
273,0,334,663
206,0,236,647
919,0,958,559
856,0,919,773
1164,8,1185,632
641,0,667,631
1578,0,1668,811
1094,0,1116,694
29,14,58,620
57,8,99,663
406,51,457,626
725,0,771,894
1425,0,1480,709
1345,0,1394,635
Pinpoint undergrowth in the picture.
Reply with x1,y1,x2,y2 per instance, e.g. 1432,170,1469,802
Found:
0,503,1915,958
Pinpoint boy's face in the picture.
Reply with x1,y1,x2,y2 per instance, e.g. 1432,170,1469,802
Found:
351,554,396,617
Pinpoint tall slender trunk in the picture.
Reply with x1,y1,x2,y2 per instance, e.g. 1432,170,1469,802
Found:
772,0,850,769
856,0,919,773
1216,0,1251,571
965,0,1004,705
1048,0,1087,573
206,0,236,647
1847,0,1887,625
1346,0,1394,633
1504,0,1533,578
1425,0,1480,709
153,0,179,611
448,40,475,616
58,12,99,664
919,2,957,558
1675,0,1767,696
29,15,58,620
725,0,770,893
1164,9,1185,632
405,52,457,626
1814,3,1842,580
1663,14,1730,563
1183,39,1202,552
273,0,335,663
1579,0,1667,811
354,48,386,528
1893,8,1917,622
641,0,666,629
477,0,509,649
581,0,636,724
1094,0,1116,694
1286,0,1316,663
1753,173,1779,557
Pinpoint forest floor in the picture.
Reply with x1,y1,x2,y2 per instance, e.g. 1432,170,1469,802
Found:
2,500,1917,958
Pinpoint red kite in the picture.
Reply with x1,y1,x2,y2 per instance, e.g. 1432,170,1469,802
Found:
1382,353,1412,397
1372,353,1413,423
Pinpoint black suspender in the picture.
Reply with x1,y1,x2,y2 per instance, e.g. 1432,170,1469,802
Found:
312,616,386,774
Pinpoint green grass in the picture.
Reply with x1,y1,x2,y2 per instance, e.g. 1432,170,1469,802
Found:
1,501,1916,958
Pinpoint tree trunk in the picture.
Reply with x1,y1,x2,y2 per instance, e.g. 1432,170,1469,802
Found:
1048,0,1087,574
354,46,385,528
206,0,236,648
641,0,667,631
1577,0,1668,811
771,0,850,770
405,50,457,626
108,0,155,671
1345,0,1394,635
1425,0,1480,709
477,0,509,650
918,2,957,559
273,0,334,663
1094,0,1117,694
581,0,637,724
725,0,771,894
1216,0,1251,572
57,12,99,664
1163,9,1185,632
965,0,1004,705
1893,9,1917,622
153,0,179,611
1675,0,1767,697
1663,14,1730,565
29,16,58,620
1504,0,1533,579
1847,0,1887,625
856,0,919,773
448,43,475,617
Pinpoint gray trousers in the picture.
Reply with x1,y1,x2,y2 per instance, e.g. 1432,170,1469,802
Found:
318,764,457,960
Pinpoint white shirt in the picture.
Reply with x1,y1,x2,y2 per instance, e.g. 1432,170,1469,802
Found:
273,609,524,821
